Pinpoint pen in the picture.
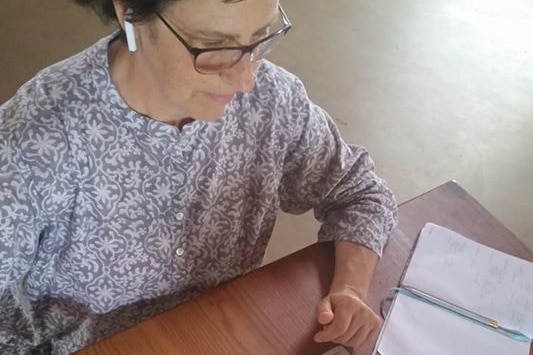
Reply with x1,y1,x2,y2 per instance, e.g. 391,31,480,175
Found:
394,286,533,344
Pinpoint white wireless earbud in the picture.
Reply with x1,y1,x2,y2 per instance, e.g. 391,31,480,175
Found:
124,9,137,53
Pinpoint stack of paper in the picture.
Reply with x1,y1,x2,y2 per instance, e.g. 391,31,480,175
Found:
375,223,533,355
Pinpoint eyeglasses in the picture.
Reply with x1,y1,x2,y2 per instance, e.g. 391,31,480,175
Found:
156,5,292,74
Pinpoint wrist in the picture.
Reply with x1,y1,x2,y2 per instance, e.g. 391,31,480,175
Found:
329,282,369,301
330,240,378,301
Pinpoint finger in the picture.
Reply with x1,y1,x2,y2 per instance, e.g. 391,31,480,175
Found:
314,306,352,343
349,327,379,355
366,327,380,345
346,324,372,347
342,315,381,348
334,307,381,346
316,297,334,325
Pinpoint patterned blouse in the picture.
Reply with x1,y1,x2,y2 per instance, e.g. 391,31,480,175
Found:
0,32,397,354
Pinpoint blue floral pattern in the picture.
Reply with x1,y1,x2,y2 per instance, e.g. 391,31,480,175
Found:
0,33,397,354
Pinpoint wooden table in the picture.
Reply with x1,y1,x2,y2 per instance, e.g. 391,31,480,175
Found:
78,181,533,355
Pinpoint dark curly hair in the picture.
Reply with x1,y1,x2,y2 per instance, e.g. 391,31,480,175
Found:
72,0,177,23
73,0,246,23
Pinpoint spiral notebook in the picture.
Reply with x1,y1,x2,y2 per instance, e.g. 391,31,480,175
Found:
374,223,533,355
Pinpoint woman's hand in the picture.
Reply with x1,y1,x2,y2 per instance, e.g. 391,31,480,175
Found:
314,240,383,351
313,287,382,348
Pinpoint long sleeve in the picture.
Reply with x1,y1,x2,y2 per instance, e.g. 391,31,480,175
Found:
0,84,45,352
278,79,398,257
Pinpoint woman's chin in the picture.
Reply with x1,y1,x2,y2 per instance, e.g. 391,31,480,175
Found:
188,111,222,122
189,99,233,121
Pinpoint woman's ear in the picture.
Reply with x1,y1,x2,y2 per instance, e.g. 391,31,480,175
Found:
112,0,128,27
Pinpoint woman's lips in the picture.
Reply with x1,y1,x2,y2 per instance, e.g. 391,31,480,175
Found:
206,92,235,104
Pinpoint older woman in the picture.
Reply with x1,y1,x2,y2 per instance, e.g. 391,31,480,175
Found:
0,0,397,353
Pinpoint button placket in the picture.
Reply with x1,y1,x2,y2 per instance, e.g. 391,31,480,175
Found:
166,132,190,263
173,205,187,260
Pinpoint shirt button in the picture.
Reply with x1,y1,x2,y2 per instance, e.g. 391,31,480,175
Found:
175,248,185,256
176,213,184,221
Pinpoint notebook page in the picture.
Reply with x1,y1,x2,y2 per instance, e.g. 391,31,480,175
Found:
405,223,533,335
376,223,533,355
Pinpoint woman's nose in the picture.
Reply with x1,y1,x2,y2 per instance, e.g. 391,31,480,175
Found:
221,53,256,93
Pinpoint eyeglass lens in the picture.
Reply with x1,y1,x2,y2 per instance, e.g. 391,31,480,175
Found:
195,32,286,74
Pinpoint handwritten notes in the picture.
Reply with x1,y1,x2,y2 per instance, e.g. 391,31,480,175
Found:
375,223,533,355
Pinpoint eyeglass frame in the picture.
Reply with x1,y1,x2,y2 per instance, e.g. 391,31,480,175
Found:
156,5,292,74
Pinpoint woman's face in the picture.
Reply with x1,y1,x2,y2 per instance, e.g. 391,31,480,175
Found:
131,0,280,121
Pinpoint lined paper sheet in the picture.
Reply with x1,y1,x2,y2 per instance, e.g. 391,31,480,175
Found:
376,223,533,355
